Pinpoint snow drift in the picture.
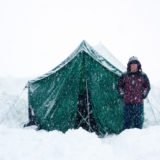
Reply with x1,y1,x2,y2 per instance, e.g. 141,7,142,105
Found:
0,124,160,160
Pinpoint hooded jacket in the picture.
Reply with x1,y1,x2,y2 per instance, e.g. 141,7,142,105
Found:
118,57,150,104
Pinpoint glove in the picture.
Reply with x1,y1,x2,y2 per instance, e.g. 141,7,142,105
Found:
119,92,124,98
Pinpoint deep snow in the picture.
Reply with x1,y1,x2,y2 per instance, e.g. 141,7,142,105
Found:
0,77,160,160
1,125,160,160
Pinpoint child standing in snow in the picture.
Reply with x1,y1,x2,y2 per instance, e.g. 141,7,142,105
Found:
118,56,150,130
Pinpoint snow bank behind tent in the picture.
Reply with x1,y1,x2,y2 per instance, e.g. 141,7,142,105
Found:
0,77,29,127
144,85,160,127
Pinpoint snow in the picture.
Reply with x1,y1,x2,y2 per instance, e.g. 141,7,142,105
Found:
0,77,160,160
143,86,160,127
1,43,160,160
0,125,160,160
0,77,29,127
0,76,28,95
94,42,126,72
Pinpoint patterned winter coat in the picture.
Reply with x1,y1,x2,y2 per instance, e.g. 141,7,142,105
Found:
118,59,150,104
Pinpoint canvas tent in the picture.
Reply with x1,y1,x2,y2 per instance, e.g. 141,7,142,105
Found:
27,40,125,135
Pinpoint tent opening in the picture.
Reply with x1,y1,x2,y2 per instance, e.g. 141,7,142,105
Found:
74,52,99,134
74,89,99,134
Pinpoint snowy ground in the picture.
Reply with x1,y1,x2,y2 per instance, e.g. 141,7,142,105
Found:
0,77,160,160
1,125,160,160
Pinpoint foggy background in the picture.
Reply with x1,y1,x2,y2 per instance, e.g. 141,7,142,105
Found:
0,0,160,84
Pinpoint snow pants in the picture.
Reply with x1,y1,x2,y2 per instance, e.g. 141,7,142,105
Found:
123,104,143,130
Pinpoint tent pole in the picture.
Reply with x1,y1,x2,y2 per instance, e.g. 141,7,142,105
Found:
77,110,93,131
86,79,92,132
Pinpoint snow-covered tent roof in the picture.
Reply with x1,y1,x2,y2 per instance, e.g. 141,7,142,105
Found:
29,40,123,84
94,42,126,72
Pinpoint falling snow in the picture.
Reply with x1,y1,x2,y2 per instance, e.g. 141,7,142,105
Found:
0,44,160,159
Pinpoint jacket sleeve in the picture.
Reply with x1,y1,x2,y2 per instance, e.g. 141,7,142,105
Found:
143,74,151,99
117,73,125,98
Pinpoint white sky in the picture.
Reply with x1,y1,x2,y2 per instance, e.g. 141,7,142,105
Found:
0,0,160,84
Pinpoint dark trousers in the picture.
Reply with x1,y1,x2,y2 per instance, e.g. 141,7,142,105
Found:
123,104,143,130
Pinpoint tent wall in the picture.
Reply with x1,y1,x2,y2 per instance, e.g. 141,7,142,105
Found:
28,53,84,132
83,52,124,134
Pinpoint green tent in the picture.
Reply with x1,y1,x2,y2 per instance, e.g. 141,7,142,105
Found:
27,40,124,135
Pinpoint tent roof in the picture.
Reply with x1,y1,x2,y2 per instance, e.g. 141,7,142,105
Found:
94,42,126,72
29,40,123,84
